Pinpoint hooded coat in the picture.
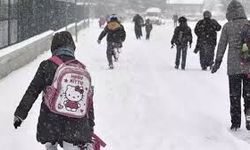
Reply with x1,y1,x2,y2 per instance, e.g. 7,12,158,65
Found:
215,0,250,75
98,20,126,43
194,12,221,47
14,32,94,146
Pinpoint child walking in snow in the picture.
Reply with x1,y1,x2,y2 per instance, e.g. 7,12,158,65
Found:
143,19,153,40
14,31,95,150
171,16,192,70
97,14,126,69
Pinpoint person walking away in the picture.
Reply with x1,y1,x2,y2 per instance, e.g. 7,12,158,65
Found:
13,31,95,150
144,19,153,40
171,16,192,70
172,14,178,27
211,0,250,131
133,14,144,39
97,14,126,69
98,16,106,28
194,10,221,70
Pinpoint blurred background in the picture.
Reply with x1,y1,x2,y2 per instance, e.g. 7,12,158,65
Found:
1,0,250,49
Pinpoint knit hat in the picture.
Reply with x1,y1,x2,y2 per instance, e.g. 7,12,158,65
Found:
109,14,118,21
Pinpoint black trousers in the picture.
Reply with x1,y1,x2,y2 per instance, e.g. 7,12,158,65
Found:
134,25,142,39
228,74,250,127
199,43,215,69
146,31,151,40
175,45,187,69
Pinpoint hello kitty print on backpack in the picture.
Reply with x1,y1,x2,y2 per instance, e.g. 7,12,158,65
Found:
44,56,93,118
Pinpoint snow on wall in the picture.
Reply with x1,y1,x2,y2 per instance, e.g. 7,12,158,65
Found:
0,21,89,80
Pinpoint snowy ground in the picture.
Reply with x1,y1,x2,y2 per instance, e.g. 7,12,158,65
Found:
1,19,250,150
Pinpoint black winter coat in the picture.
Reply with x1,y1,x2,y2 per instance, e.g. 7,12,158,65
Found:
171,24,193,46
195,18,221,46
144,22,153,33
98,20,126,43
14,55,95,146
133,15,144,27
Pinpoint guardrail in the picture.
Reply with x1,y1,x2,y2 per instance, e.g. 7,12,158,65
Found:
0,21,88,79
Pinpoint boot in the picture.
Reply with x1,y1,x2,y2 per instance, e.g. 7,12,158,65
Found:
230,124,240,131
109,64,114,69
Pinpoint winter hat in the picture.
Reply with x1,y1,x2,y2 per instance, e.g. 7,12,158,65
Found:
203,10,212,19
109,14,118,21
178,16,187,23
226,0,246,21
51,31,76,52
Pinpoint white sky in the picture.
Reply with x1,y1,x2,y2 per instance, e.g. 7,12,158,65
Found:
168,0,204,4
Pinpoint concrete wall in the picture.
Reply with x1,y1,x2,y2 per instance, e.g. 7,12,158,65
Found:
0,21,88,79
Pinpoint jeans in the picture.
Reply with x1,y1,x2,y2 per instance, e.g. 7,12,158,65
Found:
175,45,187,69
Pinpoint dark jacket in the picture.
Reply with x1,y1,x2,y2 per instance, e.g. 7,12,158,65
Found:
14,55,95,145
171,23,192,46
195,18,221,46
144,22,153,33
133,14,144,27
98,20,126,43
215,0,250,75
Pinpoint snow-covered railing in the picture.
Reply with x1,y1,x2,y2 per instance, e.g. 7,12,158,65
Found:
0,21,88,79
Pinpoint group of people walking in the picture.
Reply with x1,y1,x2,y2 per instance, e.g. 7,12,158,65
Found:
171,0,250,131
133,14,153,40
97,13,154,70
12,1,250,150
171,10,221,71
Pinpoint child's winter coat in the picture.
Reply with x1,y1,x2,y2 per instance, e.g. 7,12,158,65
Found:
145,20,153,33
14,32,95,146
171,23,192,46
98,20,126,44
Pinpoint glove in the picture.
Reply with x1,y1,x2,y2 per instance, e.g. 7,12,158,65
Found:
97,40,101,44
193,48,199,54
171,43,175,48
83,143,94,150
211,60,222,74
14,116,23,129
117,42,122,48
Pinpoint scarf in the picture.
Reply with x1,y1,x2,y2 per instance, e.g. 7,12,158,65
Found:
52,47,75,57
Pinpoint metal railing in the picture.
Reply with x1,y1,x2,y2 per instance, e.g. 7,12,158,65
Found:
0,0,91,49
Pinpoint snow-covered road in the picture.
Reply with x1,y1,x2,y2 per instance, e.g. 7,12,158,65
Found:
1,20,250,150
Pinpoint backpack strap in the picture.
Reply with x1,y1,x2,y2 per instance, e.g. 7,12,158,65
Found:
92,133,106,149
49,56,64,65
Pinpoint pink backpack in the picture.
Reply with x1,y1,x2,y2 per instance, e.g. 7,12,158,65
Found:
44,56,93,118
